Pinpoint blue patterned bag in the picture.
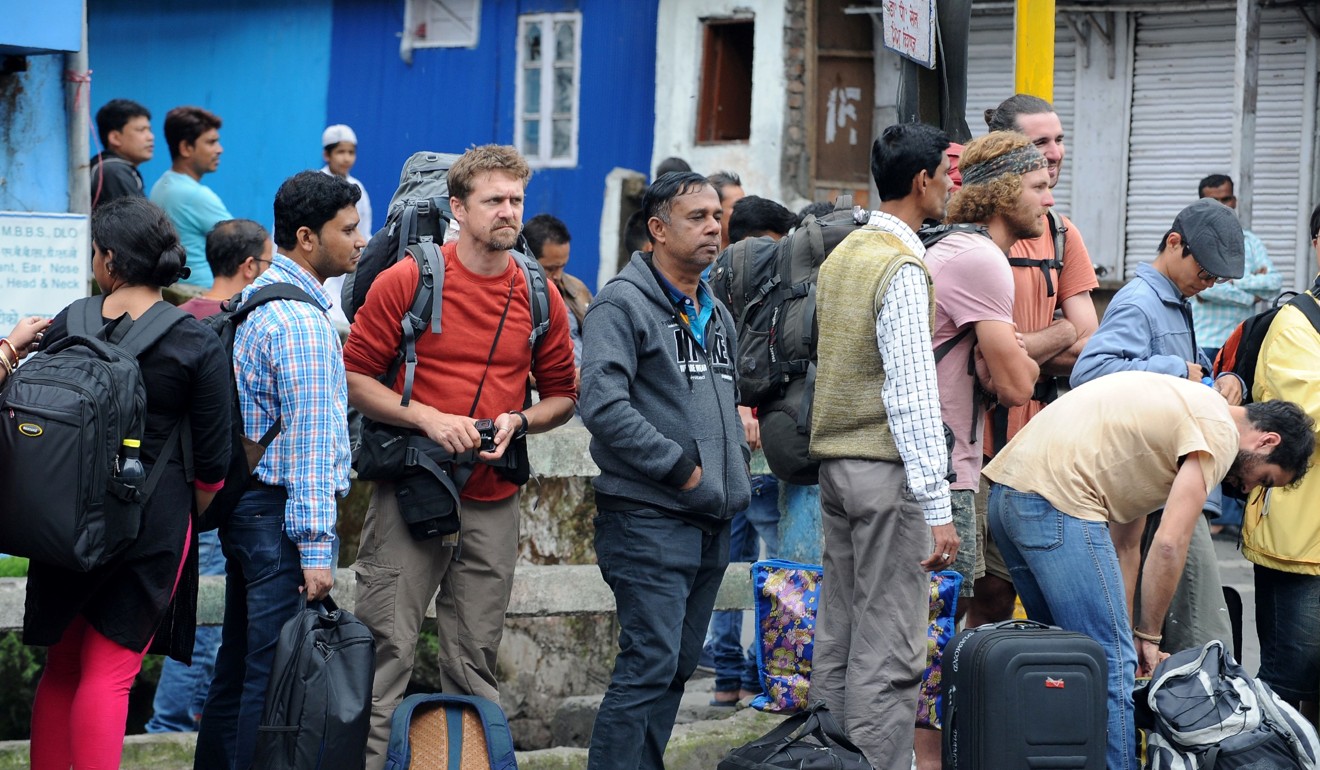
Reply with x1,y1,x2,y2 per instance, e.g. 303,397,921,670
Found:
750,561,961,718
915,570,962,729
750,559,822,713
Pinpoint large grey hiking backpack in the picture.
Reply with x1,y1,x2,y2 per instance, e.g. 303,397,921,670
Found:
1141,639,1320,770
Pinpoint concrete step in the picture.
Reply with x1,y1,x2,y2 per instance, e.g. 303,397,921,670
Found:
0,679,787,770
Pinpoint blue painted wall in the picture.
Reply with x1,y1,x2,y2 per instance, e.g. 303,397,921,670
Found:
0,54,71,212
87,0,334,227
328,0,658,290
2,0,82,55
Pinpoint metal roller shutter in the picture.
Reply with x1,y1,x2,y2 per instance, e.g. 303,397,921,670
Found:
964,12,1076,217
1123,10,1306,285
1123,12,1236,278
1250,10,1308,284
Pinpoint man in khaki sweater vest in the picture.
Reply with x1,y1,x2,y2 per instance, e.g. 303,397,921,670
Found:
808,123,959,769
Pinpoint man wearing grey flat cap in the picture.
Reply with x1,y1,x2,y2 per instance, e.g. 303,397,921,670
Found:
1071,196,1247,656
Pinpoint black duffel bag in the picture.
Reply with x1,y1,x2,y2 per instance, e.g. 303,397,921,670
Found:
719,703,874,770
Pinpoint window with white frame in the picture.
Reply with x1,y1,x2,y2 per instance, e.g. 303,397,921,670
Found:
515,12,581,167
402,0,481,60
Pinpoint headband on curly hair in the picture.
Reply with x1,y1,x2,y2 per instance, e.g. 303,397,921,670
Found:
959,144,1048,187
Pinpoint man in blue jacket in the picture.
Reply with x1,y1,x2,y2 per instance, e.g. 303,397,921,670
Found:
1071,197,1247,654
580,171,752,770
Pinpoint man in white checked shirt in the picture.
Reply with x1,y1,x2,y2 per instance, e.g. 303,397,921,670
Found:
807,123,959,769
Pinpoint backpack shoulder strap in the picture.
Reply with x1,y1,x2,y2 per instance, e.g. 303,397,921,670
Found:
920,222,991,251
230,282,320,324
1004,210,1067,297
388,242,444,407
513,249,552,350
453,696,518,770
933,326,974,363
116,301,191,357
67,296,107,338
1288,291,1320,337
1047,208,1067,268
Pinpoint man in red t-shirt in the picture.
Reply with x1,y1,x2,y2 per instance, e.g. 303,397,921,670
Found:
966,94,1101,627
342,145,578,770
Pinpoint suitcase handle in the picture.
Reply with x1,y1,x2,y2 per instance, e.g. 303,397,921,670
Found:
986,618,1052,631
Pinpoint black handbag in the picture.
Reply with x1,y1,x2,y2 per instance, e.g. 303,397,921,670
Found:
355,420,469,541
718,703,874,770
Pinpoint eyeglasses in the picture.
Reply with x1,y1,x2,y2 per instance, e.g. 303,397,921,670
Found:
1192,255,1231,285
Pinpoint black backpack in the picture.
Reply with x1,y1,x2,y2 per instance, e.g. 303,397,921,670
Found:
1005,207,1068,296
0,298,188,571
196,283,320,531
254,596,375,770
1213,290,1320,403
711,206,986,485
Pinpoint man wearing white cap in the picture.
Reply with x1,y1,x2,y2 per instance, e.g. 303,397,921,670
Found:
321,124,372,324
321,124,372,240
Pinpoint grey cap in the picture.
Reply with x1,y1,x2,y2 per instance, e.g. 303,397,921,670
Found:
1172,198,1245,279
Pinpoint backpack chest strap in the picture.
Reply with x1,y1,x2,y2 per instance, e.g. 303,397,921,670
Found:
1006,256,1065,298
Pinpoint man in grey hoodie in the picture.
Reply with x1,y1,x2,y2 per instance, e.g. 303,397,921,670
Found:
581,171,752,770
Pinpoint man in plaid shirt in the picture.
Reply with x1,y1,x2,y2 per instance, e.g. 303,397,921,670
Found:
196,171,363,770
1192,173,1283,359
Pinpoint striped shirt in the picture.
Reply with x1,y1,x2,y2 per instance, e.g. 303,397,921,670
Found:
867,210,953,526
233,254,350,569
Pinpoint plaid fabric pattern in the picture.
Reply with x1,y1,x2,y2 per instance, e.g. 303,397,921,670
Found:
1192,229,1283,349
877,264,954,526
232,254,350,569
866,211,952,526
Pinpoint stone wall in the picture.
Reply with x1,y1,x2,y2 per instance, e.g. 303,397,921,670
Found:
781,0,810,203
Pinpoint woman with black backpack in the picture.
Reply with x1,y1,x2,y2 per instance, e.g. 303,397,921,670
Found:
24,197,232,770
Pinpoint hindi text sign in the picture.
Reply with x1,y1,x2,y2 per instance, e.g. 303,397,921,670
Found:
881,0,936,69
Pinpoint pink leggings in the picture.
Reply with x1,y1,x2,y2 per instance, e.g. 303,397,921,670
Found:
30,521,191,770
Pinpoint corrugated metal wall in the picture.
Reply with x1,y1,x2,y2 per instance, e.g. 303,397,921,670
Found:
327,0,659,292
1123,9,1308,283
88,0,335,227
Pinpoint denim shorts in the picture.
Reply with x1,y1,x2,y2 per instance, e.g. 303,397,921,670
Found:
1254,564,1320,702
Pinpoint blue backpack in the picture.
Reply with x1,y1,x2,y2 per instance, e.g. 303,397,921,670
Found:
385,693,517,770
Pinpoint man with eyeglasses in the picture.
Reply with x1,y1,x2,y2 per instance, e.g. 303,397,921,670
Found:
146,218,272,736
1191,174,1282,366
1071,196,1246,656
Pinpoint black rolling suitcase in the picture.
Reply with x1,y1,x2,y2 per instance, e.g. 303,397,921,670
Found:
942,619,1107,770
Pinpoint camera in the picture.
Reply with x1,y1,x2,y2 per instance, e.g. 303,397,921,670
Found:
474,418,497,453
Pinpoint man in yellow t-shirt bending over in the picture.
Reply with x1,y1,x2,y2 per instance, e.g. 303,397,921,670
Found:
982,370,1313,770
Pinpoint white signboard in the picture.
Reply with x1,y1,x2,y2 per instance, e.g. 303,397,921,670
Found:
881,0,937,69
0,212,90,327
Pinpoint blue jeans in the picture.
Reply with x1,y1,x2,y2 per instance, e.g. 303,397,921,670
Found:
588,510,729,770
194,490,306,770
988,484,1137,770
778,482,822,564
146,529,225,733
711,475,780,693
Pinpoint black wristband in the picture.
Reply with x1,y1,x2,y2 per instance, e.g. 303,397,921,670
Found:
508,410,529,439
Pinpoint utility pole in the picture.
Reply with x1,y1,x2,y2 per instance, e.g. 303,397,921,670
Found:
1014,0,1056,101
